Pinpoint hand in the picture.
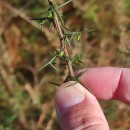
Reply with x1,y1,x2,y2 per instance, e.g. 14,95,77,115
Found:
54,67,130,130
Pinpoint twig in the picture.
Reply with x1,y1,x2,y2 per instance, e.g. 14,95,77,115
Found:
24,84,39,105
48,0,75,77
37,103,49,129
19,111,30,129
0,66,13,95
46,109,56,130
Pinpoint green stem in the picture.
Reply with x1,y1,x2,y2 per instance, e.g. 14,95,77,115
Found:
48,0,75,77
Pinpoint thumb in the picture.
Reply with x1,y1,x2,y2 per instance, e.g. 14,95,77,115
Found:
54,81,109,130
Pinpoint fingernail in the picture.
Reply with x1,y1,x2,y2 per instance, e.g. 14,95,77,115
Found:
55,81,86,115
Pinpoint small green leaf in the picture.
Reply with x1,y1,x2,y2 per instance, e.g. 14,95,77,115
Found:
77,34,81,41
38,62,50,71
48,11,53,18
56,0,72,10
75,54,81,60
58,51,64,57
37,56,56,71
72,54,81,63
50,63,59,71
65,37,71,47
40,20,47,25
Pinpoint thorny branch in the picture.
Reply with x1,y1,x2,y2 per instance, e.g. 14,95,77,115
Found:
48,0,75,77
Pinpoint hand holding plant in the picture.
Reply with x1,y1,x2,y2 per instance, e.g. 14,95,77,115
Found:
31,1,130,130
55,67,130,130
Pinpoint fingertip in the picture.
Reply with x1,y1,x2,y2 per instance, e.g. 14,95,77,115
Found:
78,67,130,104
79,67,122,100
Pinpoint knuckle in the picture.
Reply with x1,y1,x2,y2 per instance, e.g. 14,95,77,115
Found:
74,116,105,130
61,101,109,130
68,115,105,130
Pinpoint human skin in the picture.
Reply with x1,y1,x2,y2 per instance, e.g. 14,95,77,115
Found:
54,67,130,130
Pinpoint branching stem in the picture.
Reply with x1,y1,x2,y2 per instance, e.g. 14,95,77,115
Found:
48,0,75,77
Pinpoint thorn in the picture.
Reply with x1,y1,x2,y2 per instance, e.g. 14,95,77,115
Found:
64,75,73,82
49,81,61,86
76,69,88,79
29,17,47,20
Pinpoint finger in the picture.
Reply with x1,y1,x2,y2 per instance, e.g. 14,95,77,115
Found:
55,81,109,130
79,67,130,104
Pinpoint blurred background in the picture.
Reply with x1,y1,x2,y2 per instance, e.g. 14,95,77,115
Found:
0,0,130,130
